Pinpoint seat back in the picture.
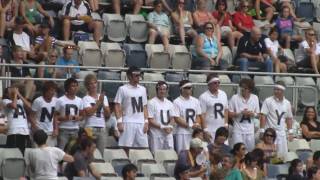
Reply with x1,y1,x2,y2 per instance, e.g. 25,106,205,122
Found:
125,14,148,43
154,150,178,164
219,75,234,99
104,149,128,163
1,158,25,180
141,163,167,177
169,45,191,69
221,46,233,66
145,44,170,69
165,73,185,100
78,41,102,67
122,43,147,68
254,76,274,102
102,13,127,42
296,1,314,22
188,74,207,98
143,72,165,99
91,162,117,176
296,77,316,106
97,71,122,101
101,42,125,67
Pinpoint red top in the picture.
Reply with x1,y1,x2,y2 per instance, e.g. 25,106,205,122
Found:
232,11,254,32
212,11,231,27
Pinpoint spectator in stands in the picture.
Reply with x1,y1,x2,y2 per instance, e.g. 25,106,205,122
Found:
174,138,207,179
2,86,31,154
296,28,320,74
235,27,273,72
275,6,303,49
308,166,320,180
231,142,246,169
175,164,191,180
212,0,243,49
260,81,293,158
87,0,98,12
207,127,231,155
54,78,84,149
288,159,307,179
112,0,142,14
224,154,242,180
171,0,197,45
114,66,149,151
254,0,275,22
64,127,91,155
229,78,259,152
241,152,264,179
307,151,320,171
38,49,58,78
82,74,110,154
173,80,201,153
56,46,80,78
62,0,103,45
192,22,226,70
0,45,6,77
64,138,101,179
26,129,74,179
147,0,170,52
251,148,267,176
211,154,234,179
148,81,175,152
233,0,255,34
19,0,54,36
278,0,300,21
31,81,58,147
9,45,36,100
264,27,288,73
300,106,320,141
192,0,217,30
122,164,138,180
0,0,18,38
256,128,277,162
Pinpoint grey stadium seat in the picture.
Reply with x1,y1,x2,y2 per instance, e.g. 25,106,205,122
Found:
101,42,125,67
97,71,122,101
145,44,171,69
125,14,148,43
166,73,185,100
296,77,317,106
78,41,102,67
168,45,192,69
143,72,165,99
254,76,274,102
122,43,147,68
188,73,207,98
102,13,127,42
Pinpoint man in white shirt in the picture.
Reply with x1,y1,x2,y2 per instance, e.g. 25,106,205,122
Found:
199,73,228,142
228,78,259,151
148,81,175,152
173,80,202,153
114,66,148,150
62,0,103,45
82,74,110,154
260,81,293,158
31,81,58,147
55,78,84,149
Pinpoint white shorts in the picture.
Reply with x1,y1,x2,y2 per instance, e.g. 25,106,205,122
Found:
221,26,232,37
149,134,174,153
275,132,288,158
118,123,148,148
232,132,255,152
174,134,192,154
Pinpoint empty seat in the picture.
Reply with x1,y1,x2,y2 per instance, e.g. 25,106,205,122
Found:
97,71,122,100
165,73,185,100
1,158,25,179
143,72,165,99
283,151,299,163
105,136,118,148
154,149,178,164
104,149,128,163
122,43,147,68
125,14,148,43
254,76,274,102
288,139,311,152
165,162,176,177
267,164,289,178
188,73,207,98
221,46,233,66
102,13,127,42
78,41,102,67
129,149,156,171
219,74,234,99
0,134,7,145
101,42,125,67
145,44,170,69
296,150,312,163
296,77,317,106
168,45,191,69
91,162,117,176
310,139,320,152
93,149,104,161
141,163,168,178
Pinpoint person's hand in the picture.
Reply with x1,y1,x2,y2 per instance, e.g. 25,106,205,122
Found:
192,123,201,129
97,92,104,105
143,123,148,133
72,115,81,121
257,53,264,62
210,58,216,66
117,122,124,133
52,129,58,137
163,127,173,134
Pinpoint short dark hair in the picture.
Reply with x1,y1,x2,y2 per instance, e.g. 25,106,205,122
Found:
33,129,48,146
192,128,204,138
230,142,245,155
64,77,78,92
243,152,258,166
308,166,319,179
156,81,168,93
80,138,94,151
313,151,320,161
122,163,137,178
42,81,57,95
153,0,161,6
215,0,228,10
215,127,229,139
126,66,141,77
239,78,254,91
263,128,277,142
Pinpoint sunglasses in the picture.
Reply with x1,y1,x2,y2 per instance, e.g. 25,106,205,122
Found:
205,27,214,30
308,33,316,36
266,134,275,138
242,5,249,8
183,86,192,89
51,55,58,58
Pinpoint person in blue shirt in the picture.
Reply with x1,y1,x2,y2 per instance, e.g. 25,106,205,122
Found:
56,46,80,78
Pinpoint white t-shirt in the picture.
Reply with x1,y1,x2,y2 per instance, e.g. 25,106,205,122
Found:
3,99,29,135
148,97,175,137
32,96,58,134
13,32,31,52
114,84,147,123
199,90,228,133
228,94,260,134
261,96,293,135
264,38,280,57
173,96,202,135
55,95,83,129
82,94,109,128
295,40,320,62
26,147,65,180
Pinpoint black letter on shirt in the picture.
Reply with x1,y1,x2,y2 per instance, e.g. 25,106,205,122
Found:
131,96,143,113
240,115,251,123
65,104,78,116
13,104,25,118
186,109,195,124
275,110,285,125
160,110,170,125
90,103,103,117
40,107,55,122
214,103,224,119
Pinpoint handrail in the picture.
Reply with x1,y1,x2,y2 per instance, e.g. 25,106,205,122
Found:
3,63,320,77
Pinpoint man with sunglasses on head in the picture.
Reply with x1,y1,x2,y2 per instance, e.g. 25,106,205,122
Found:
173,80,202,153
147,81,175,153
199,73,228,142
228,78,259,151
56,46,80,79
260,81,293,158
114,66,148,151
295,28,320,74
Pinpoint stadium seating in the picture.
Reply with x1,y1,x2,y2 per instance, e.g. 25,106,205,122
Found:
141,163,168,178
288,139,311,152
283,152,299,163
295,77,317,106
310,139,320,152
143,72,165,99
145,44,171,69
267,163,289,178
125,14,148,43
91,162,117,176
168,45,192,69
188,73,207,98
166,73,185,100
0,148,25,179
123,43,148,68
103,149,130,176
102,13,127,42
105,136,118,148
253,76,274,102
93,149,104,162
78,41,102,67
97,71,122,100
101,42,126,67
219,74,234,99
129,149,156,171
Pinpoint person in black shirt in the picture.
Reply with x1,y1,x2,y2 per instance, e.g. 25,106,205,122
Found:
300,106,320,141
235,27,273,72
